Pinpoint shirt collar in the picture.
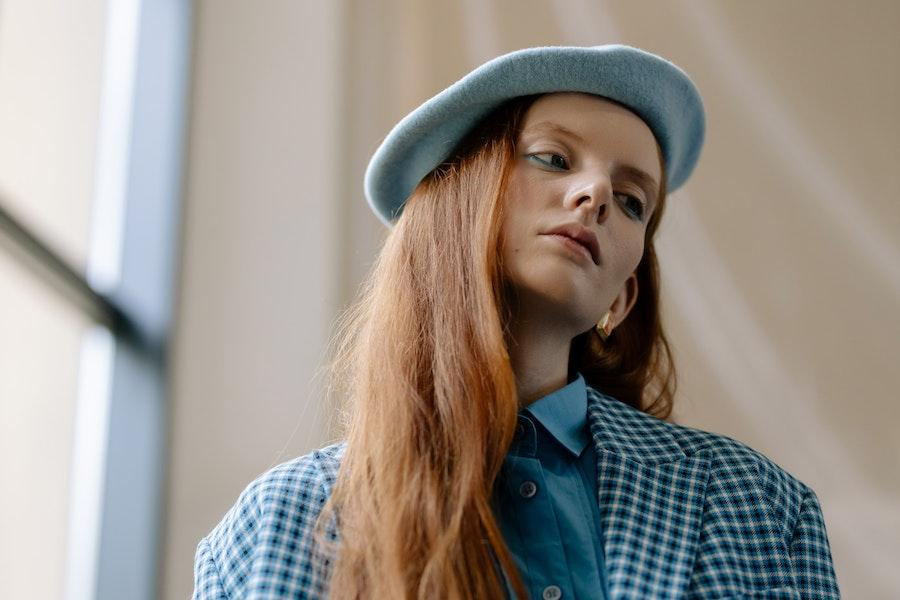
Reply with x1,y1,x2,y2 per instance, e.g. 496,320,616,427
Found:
522,372,590,458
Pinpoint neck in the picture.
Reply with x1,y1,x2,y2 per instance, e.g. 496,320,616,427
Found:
507,313,574,408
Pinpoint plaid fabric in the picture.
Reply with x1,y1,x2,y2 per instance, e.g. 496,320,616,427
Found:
193,387,840,599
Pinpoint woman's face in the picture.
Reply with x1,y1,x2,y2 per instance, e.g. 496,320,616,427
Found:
500,92,662,334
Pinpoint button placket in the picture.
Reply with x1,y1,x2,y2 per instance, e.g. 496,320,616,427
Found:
511,414,538,456
500,418,578,600
514,422,526,440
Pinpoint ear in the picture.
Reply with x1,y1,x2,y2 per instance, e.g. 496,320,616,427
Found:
608,273,639,330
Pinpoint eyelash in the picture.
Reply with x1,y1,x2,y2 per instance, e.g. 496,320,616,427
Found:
528,152,647,221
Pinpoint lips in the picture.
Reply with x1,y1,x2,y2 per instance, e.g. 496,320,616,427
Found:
541,223,601,265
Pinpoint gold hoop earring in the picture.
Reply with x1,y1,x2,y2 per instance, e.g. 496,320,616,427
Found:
595,311,613,342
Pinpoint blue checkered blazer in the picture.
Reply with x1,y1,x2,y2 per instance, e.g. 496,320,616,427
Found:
193,386,840,599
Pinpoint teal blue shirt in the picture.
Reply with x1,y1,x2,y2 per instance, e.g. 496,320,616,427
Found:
492,372,609,600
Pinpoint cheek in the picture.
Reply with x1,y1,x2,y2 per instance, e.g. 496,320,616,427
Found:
499,183,537,258
628,238,646,272
503,169,548,217
610,235,646,280
499,216,528,277
497,209,523,275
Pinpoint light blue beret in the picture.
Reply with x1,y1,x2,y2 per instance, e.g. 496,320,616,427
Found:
364,44,706,227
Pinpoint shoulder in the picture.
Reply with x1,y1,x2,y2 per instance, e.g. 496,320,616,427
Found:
193,441,347,599
591,387,813,522
666,418,813,512
587,389,839,595
221,440,346,529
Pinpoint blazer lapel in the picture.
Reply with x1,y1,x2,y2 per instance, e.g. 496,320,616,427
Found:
587,389,710,600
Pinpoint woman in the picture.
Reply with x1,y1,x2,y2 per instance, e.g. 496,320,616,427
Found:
193,46,840,599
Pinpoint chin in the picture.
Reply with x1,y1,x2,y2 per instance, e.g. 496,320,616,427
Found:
506,255,603,304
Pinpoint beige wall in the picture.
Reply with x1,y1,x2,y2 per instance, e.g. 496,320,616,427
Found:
161,1,346,597
163,1,900,597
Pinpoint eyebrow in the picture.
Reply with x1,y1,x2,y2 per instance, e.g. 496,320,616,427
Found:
523,121,661,207
523,121,587,145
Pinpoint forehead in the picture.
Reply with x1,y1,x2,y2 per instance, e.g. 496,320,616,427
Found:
519,92,661,181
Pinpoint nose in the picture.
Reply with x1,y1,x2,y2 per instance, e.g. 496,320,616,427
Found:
563,171,613,223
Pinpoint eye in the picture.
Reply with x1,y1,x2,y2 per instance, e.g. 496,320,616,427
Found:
529,152,569,170
616,192,646,221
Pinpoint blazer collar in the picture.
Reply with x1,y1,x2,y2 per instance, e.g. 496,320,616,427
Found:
586,386,686,463
587,385,711,599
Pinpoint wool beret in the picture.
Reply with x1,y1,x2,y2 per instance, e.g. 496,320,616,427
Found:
364,44,706,227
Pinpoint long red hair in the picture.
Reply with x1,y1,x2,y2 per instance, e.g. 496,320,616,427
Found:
313,94,674,598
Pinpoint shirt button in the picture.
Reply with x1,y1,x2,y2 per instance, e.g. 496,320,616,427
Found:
518,480,537,498
542,585,562,600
